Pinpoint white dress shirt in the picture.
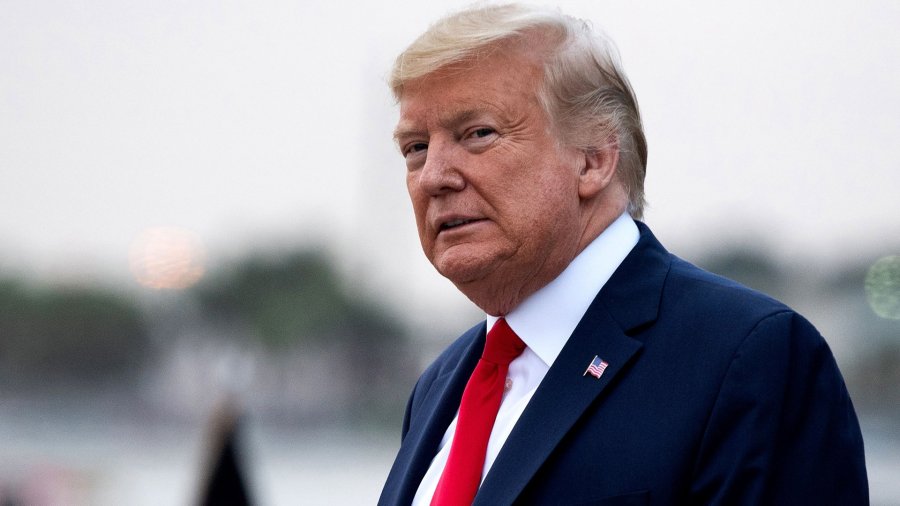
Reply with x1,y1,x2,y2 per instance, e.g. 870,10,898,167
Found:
412,213,640,505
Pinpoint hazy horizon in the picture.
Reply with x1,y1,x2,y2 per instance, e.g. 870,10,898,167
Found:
3,0,898,326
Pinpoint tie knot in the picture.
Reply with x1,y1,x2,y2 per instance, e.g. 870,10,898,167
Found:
482,318,526,365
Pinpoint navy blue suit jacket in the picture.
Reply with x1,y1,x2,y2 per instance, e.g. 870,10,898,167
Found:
380,223,867,505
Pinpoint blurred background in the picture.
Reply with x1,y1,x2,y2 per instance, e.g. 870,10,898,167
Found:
1,0,898,504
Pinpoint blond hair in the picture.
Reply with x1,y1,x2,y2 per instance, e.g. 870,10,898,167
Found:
390,3,648,218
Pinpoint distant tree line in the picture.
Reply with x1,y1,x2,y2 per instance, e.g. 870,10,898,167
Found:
0,278,149,389
1,244,896,421
0,247,416,425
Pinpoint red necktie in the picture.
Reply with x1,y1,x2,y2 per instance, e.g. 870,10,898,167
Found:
431,318,526,505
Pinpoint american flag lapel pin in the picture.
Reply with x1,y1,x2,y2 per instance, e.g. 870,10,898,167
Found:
583,355,609,379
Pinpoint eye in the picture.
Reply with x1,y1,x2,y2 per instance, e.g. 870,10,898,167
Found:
403,142,428,156
468,127,495,139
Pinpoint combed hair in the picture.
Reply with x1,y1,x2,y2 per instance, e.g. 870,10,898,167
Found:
390,3,648,219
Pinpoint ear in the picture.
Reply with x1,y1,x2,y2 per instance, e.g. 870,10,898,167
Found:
577,137,619,200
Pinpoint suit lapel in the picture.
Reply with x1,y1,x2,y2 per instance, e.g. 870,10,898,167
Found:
474,306,643,505
380,324,485,505
474,221,670,505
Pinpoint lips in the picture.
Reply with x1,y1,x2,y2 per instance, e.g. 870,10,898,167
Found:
434,214,487,233
441,218,480,231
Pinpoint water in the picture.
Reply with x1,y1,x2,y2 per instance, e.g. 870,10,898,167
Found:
1,414,897,505
0,415,396,505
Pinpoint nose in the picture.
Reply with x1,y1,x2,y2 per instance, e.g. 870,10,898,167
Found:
417,140,466,196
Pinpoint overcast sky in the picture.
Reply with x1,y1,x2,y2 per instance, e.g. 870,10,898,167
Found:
2,0,897,328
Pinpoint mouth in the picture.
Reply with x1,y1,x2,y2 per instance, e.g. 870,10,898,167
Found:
439,218,485,232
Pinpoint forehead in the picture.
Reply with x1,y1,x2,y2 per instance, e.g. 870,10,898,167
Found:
394,48,546,137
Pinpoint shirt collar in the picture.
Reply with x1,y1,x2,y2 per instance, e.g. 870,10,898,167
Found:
486,212,639,367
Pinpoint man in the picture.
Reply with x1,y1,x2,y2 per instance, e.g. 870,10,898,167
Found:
380,4,867,505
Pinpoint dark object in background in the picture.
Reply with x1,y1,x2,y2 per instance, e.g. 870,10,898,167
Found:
199,402,253,506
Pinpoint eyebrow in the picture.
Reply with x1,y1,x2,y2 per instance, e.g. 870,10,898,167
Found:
393,107,490,144
392,122,419,144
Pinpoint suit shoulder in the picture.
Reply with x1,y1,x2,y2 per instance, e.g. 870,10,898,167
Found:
654,254,835,355
665,254,790,319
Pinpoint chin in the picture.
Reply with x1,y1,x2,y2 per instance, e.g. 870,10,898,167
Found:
436,259,489,287
433,248,496,286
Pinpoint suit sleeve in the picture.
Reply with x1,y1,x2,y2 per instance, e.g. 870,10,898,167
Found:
400,377,418,440
400,362,440,440
689,311,868,505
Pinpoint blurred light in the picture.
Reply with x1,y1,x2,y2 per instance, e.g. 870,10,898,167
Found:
129,227,206,290
865,255,900,320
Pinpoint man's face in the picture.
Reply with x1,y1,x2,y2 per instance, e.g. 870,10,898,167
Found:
394,46,587,313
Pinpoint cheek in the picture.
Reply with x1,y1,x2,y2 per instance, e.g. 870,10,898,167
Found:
514,169,580,235
537,159,581,201
407,181,433,250
406,176,424,215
